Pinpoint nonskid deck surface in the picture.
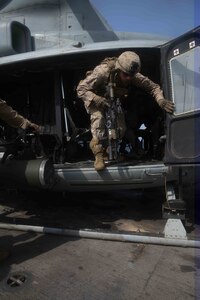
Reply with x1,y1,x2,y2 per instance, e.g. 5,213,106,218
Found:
0,189,199,299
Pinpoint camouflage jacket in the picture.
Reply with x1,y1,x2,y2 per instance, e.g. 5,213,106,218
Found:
0,99,31,129
77,57,164,111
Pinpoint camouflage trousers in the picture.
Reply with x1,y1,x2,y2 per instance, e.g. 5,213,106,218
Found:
88,106,126,142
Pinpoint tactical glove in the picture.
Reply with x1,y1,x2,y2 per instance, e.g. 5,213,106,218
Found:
94,96,110,109
157,98,175,113
28,122,40,132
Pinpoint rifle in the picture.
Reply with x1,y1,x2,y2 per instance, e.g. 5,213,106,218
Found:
106,82,120,161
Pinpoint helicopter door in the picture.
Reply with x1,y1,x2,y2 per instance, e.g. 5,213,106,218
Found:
161,26,200,165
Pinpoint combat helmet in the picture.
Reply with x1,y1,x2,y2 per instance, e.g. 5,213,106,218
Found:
115,51,141,76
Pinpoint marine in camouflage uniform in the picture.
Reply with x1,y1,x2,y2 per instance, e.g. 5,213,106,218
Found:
77,51,174,171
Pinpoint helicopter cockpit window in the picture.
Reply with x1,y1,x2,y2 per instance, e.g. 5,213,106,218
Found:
170,46,200,115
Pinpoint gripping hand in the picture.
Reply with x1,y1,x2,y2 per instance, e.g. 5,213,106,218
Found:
94,96,110,109
157,98,175,113
28,122,40,132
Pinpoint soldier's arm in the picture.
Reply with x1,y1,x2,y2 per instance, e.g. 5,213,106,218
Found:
132,73,175,113
132,73,164,101
77,64,110,110
0,99,39,130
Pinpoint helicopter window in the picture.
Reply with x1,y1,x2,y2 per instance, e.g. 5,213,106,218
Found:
170,46,200,115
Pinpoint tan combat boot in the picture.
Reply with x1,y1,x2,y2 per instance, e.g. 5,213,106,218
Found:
89,138,105,171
